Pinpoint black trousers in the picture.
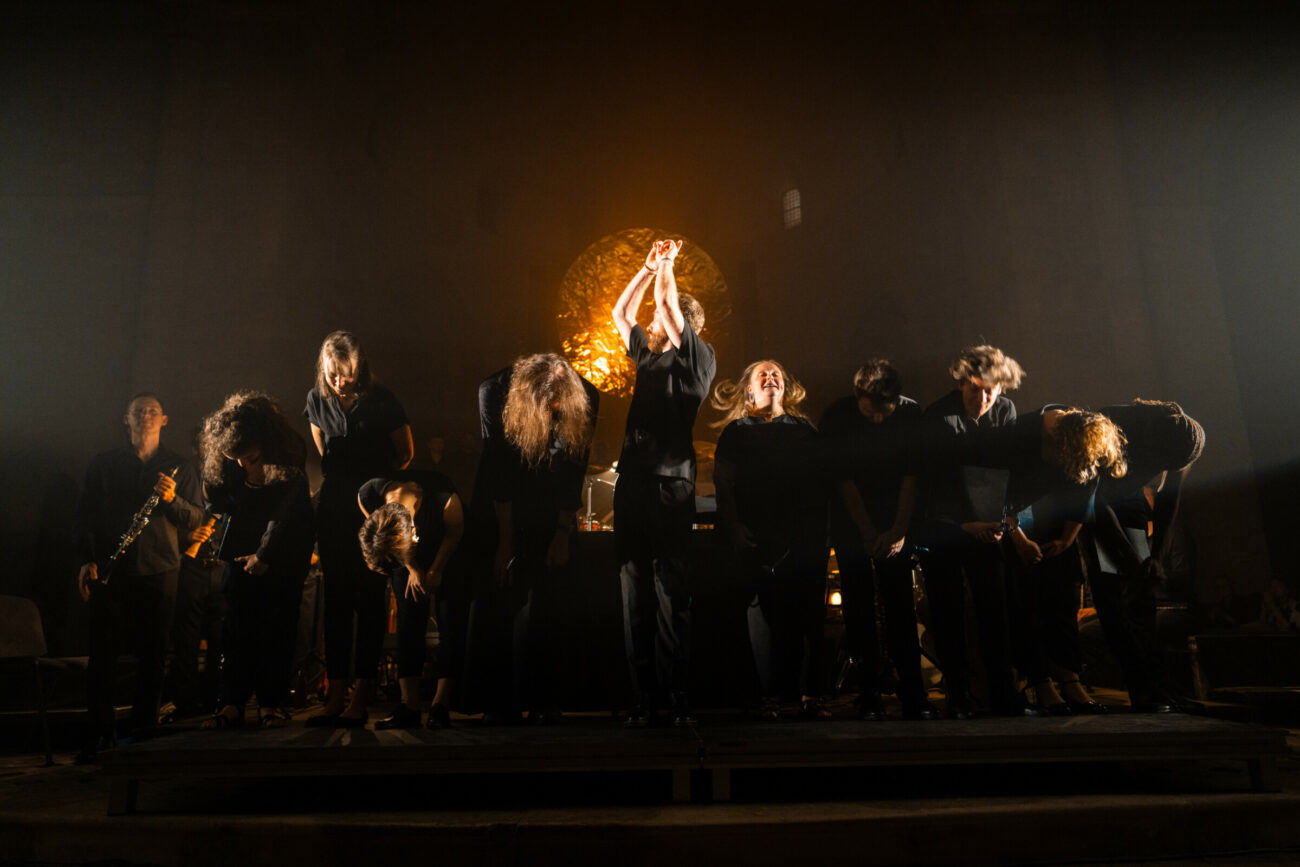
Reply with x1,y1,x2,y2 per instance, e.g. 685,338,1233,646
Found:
615,472,695,702
833,532,925,702
218,562,303,709
1005,543,1084,684
744,546,828,700
318,494,388,682
85,569,178,735
1085,525,1166,701
167,556,226,715
918,529,1016,708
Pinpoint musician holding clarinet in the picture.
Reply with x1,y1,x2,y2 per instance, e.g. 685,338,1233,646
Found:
74,393,204,762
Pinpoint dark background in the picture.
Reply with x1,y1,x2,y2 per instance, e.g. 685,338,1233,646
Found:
3,1,1298,634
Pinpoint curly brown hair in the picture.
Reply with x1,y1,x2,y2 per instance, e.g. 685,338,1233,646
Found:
1051,409,1127,485
358,501,414,573
503,353,595,467
710,359,808,428
949,344,1025,390
198,391,306,485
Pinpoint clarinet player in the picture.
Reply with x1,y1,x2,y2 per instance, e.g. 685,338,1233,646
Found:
73,393,204,762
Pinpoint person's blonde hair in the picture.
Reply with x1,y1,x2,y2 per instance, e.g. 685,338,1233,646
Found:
314,331,372,400
1052,409,1127,484
358,502,414,573
710,359,808,428
199,391,306,485
949,344,1025,390
503,353,594,467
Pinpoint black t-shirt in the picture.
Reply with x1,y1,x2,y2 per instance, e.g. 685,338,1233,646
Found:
74,445,204,575
964,405,1096,541
618,323,717,480
818,394,921,529
303,384,409,497
1098,402,1194,527
472,366,600,523
358,470,457,571
714,414,828,553
205,463,314,572
921,389,1017,526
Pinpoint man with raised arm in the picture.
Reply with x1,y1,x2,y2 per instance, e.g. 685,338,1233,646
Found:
611,239,717,727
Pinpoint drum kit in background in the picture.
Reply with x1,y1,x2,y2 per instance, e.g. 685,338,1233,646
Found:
579,440,717,532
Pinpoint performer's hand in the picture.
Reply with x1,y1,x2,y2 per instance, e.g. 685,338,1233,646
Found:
873,529,906,560
1012,535,1042,565
658,239,683,263
961,521,1004,544
1040,539,1069,559
425,567,444,592
235,553,269,575
404,565,429,601
153,473,177,503
189,523,214,544
729,521,757,550
644,245,659,272
78,562,98,601
546,527,571,570
1142,556,1167,585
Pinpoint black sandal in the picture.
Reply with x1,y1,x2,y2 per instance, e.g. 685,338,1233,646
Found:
259,708,292,728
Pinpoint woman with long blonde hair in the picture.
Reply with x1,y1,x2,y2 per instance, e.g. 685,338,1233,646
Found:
711,360,832,720
303,331,414,727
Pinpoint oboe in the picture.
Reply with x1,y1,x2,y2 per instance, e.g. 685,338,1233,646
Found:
103,465,180,585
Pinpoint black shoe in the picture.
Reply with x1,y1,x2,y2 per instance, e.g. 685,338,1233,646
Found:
336,713,368,729
304,713,341,728
901,698,939,720
858,693,887,721
624,704,652,728
947,696,974,720
799,699,833,721
666,692,696,727
481,710,523,727
1065,698,1107,715
528,706,562,726
375,705,421,730
426,703,451,729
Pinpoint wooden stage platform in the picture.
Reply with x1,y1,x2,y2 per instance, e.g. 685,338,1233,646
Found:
100,713,1286,815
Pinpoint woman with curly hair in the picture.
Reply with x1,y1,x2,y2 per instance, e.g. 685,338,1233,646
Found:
711,360,832,721
198,392,314,729
304,331,414,727
966,405,1127,715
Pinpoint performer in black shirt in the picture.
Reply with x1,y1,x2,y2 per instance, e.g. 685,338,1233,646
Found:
916,345,1024,719
819,360,935,720
199,392,314,729
713,360,832,721
970,406,1126,714
358,470,465,729
467,353,599,724
304,331,414,727
74,393,204,759
610,239,717,727
1089,399,1205,712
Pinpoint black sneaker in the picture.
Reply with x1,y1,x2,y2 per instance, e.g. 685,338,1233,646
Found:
858,693,887,721
901,698,939,720
667,692,697,727
375,705,421,730
624,704,652,728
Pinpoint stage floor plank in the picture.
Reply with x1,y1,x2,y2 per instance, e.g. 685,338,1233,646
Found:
101,713,1286,814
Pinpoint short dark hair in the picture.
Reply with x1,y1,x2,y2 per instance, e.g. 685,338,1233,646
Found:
852,359,901,406
678,293,705,334
358,502,415,573
129,391,165,413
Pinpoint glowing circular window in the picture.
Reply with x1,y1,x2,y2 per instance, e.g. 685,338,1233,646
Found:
558,227,729,397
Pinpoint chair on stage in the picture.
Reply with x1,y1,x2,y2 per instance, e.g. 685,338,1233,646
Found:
0,594,88,766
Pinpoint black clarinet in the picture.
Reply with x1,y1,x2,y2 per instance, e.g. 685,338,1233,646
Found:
102,466,180,585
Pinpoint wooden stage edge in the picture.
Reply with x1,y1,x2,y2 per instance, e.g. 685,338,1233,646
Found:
100,713,1287,815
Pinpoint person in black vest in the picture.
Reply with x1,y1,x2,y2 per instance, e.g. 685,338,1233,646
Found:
198,391,314,730
304,331,414,727
610,239,717,727
466,353,599,724
713,360,832,721
1089,399,1205,712
916,345,1024,719
819,360,935,720
357,470,465,729
74,392,204,761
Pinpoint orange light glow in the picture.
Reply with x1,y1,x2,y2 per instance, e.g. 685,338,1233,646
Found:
559,227,728,397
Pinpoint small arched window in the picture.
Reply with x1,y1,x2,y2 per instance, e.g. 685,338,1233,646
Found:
782,187,803,229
